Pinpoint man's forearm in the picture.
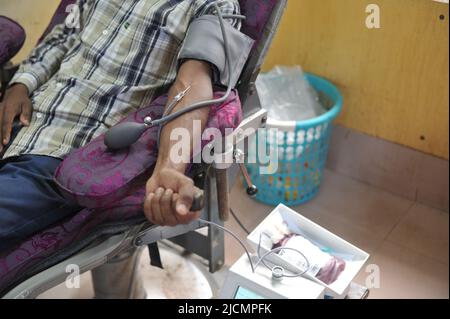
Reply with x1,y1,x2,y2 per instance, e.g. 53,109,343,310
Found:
154,60,213,173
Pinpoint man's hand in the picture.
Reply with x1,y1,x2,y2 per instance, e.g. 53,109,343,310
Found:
144,167,203,226
0,83,32,152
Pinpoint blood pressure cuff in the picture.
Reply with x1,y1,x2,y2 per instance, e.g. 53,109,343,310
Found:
178,15,254,88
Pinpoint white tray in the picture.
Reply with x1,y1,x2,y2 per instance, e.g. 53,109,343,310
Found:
247,204,370,298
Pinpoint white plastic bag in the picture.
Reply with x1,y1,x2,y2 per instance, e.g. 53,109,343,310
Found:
256,66,327,121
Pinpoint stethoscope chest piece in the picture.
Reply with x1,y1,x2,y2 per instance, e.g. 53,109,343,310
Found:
272,266,284,282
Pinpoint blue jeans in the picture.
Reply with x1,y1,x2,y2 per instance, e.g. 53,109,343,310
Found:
0,155,82,252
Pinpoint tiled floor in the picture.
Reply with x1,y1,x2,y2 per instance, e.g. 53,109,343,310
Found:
38,169,449,299
225,170,449,299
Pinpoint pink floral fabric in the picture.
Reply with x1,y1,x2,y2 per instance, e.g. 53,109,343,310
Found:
0,92,243,295
54,91,242,208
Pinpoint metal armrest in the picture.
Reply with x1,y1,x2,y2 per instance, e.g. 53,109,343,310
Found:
2,228,139,299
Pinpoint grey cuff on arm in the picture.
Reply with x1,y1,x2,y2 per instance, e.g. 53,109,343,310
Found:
178,15,254,88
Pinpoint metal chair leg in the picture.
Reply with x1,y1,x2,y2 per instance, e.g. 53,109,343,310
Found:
207,171,225,273
91,247,146,299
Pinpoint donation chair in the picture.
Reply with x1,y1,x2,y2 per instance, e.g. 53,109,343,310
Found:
0,0,288,299
0,15,25,99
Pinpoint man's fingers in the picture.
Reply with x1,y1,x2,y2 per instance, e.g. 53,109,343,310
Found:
20,100,32,126
161,188,174,213
171,193,197,225
151,187,165,225
144,171,202,226
176,180,196,216
143,193,155,222
1,105,19,145
161,189,179,226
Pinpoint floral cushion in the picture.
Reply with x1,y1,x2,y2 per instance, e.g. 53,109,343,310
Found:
54,91,243,209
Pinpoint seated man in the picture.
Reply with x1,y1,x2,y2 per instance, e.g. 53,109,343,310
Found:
0,0,241,252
